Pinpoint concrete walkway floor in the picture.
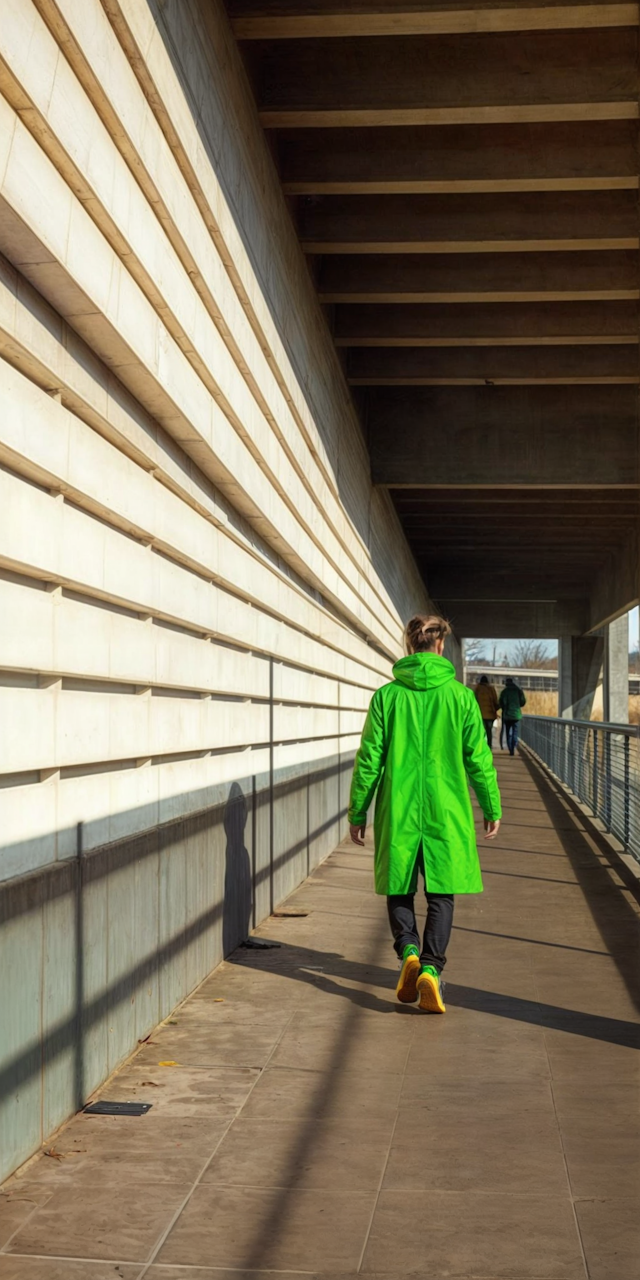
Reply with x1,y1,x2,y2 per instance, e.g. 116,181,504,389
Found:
1,754,639,1280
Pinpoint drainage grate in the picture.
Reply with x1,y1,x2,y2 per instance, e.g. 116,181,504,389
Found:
83,1101,152,1116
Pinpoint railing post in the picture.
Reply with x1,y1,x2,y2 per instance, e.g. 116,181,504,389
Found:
604,731,612,831
592,727,598,819
624,735,630,848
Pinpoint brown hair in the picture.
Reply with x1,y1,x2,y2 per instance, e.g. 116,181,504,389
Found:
404,613,452,655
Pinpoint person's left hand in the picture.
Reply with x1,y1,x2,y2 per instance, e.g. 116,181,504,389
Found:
350,823,366,846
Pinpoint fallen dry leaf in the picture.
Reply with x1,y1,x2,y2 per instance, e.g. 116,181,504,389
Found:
44,1149,64,1161
158,1060,180,1067
140,1080,159,1087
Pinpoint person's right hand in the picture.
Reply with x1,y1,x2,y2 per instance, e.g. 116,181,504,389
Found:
484,819,501,840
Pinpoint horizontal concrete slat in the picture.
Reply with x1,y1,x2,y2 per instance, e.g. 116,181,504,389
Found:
0,687,270,772
271,663,373,710
273,705,341,742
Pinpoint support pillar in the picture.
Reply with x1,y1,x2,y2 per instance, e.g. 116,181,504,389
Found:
557,633,605,720
604,613,629,724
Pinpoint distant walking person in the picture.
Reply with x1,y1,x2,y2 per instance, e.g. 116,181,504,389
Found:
474,674,499,749
348,615,501,1014
499,676,527,756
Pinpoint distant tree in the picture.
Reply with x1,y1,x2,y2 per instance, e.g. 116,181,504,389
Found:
512,640,552,669
464,638,487,663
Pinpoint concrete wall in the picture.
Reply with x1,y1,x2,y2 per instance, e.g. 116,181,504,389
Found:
0,0,438,1181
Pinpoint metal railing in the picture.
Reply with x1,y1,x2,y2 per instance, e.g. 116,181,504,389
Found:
519,715,640,864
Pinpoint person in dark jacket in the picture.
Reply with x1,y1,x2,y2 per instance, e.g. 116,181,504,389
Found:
498,677,526,755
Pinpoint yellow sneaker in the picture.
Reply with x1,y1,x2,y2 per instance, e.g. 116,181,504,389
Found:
396,947,420,1003
417,965,446,1014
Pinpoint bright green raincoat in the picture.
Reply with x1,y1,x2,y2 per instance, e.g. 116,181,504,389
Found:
348,653,502,895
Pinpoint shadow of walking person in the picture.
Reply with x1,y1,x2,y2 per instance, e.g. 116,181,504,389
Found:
222,781,252,957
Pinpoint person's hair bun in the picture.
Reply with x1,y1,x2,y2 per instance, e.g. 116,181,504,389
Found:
404,613,452,654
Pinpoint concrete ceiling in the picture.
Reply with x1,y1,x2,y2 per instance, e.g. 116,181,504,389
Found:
225,0,640,636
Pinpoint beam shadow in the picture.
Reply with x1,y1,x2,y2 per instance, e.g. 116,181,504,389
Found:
452,924,610,957
482,868,584,887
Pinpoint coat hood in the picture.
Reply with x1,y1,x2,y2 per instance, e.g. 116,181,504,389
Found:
392,652,456,691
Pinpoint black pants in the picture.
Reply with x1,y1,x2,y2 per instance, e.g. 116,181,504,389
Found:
387,850,454,975
482,718,494,748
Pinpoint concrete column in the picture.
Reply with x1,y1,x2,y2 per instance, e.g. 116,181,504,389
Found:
558,637,573,718
604,613,629,724
557,633,605,720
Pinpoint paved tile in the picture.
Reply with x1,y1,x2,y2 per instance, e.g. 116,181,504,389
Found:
575,1197,640,1280
388,1079,567,1194
269,1015,412,1074
5,1177,189,1261
0,1261,139,1279
202,1114,394,1190
363,1190,585,1277
403,1005,551,1081
240,1063,403,1122
0,1190,53,1251
551,1081,640,1197
157,1184,375,1271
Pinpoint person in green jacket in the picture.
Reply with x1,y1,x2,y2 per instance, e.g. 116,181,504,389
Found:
498,676,527,757
348,614,502,1014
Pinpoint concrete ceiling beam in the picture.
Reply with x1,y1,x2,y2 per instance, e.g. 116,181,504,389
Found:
265,103,637,129
278,121,638,189
232,4,638,40
318,250,639,303
298,189,638,253
430,598,591,639
333,300,638,345
368,386,638,487
346,344,639,384
252,29,637,126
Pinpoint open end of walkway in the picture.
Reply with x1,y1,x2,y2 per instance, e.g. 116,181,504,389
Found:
1,755,639,1280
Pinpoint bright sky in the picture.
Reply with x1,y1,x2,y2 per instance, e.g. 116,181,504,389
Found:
469,639,558,663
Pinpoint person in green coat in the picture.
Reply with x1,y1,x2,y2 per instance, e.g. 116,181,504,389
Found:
348,614,502,1014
